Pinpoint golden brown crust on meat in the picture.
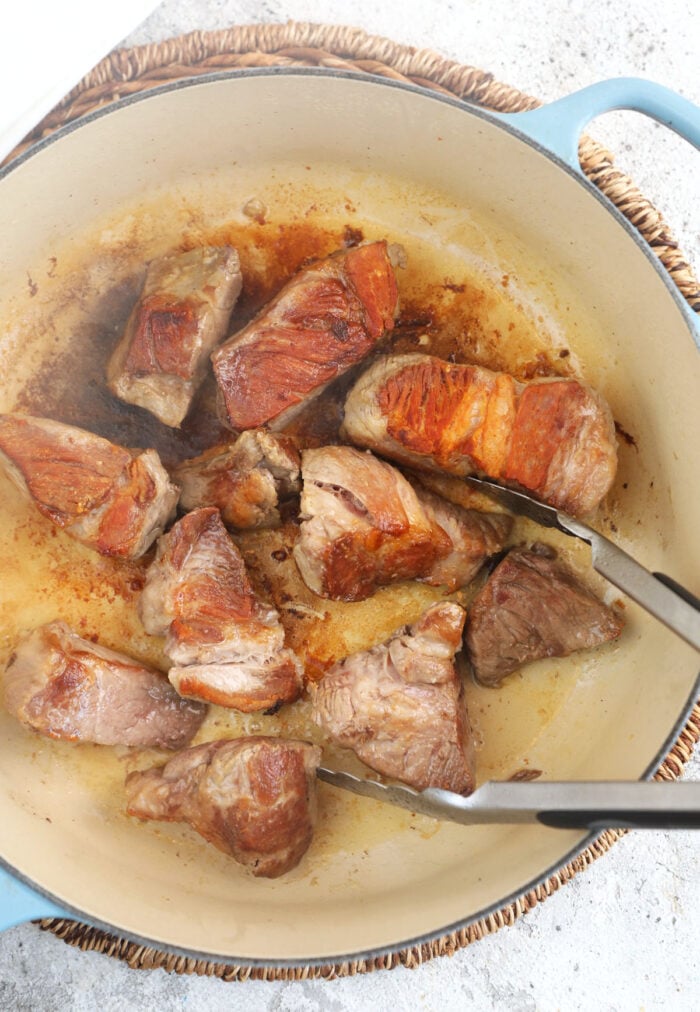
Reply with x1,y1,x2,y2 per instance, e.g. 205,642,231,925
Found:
347,354,617,515
119,293,204,380
294,445,452,602
343,241,399,338
164,508,256,640
0,414,178,557
173,431,301,530
93,456,158,556
378,358,517,475
212,241,399,430
317,528,450,601
125,737,320,877
107,246,242,428
223,743,314,870
141,507,303,710
503,380,588,491
0,414,131,524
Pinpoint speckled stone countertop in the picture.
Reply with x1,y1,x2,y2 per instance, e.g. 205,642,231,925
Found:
1,2,698,1009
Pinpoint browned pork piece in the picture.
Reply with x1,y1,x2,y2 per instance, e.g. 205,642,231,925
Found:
293,445,509,601
107,246,242,427
125,736,321,877
293,445,450,601
413,484,513,592
311,602,475,793
139,507,303,710
212,241,400,431
173,429,301,529
342,353,618,516
465,545,625,685
3,621,207,748
0,414,178,558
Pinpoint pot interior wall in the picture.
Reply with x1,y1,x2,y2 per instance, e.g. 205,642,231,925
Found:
0,73,697,961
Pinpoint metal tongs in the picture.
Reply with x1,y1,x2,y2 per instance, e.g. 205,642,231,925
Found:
463,475,700,652
316,770,700,830
319,477,700,830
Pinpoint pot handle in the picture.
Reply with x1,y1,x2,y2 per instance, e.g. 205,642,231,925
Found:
496,78,700,338
0,865,71,932
497,77,700,169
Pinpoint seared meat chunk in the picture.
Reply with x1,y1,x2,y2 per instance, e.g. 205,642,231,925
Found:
173,429,301,529
465,545,625,685
293,446,508,600
0,414,178,558
343,353,617,516
311,602,475,794
125,736,321,877
3,622,206,748
293,445,452,601
140,507,302,710
212,241,400,431
413,484,513,591
167,658,303,713
108,246,242,427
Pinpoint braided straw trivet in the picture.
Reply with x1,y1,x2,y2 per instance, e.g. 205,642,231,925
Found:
8,21,698,980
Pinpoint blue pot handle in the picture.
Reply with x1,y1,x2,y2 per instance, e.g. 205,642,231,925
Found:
496,77,700,340
497,77,700,169
0,865,72,931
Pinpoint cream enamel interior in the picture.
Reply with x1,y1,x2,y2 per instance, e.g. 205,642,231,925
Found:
0,72,698,962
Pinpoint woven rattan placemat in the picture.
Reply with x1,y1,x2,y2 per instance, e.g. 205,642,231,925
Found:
8,20,699,982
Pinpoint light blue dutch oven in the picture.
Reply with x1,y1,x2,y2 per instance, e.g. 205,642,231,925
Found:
0,69,698,964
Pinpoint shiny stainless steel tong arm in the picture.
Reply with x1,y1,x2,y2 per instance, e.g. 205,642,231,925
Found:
317,768,700,831
464,476,700,652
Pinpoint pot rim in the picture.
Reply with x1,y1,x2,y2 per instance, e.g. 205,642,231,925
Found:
1,65,698,967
